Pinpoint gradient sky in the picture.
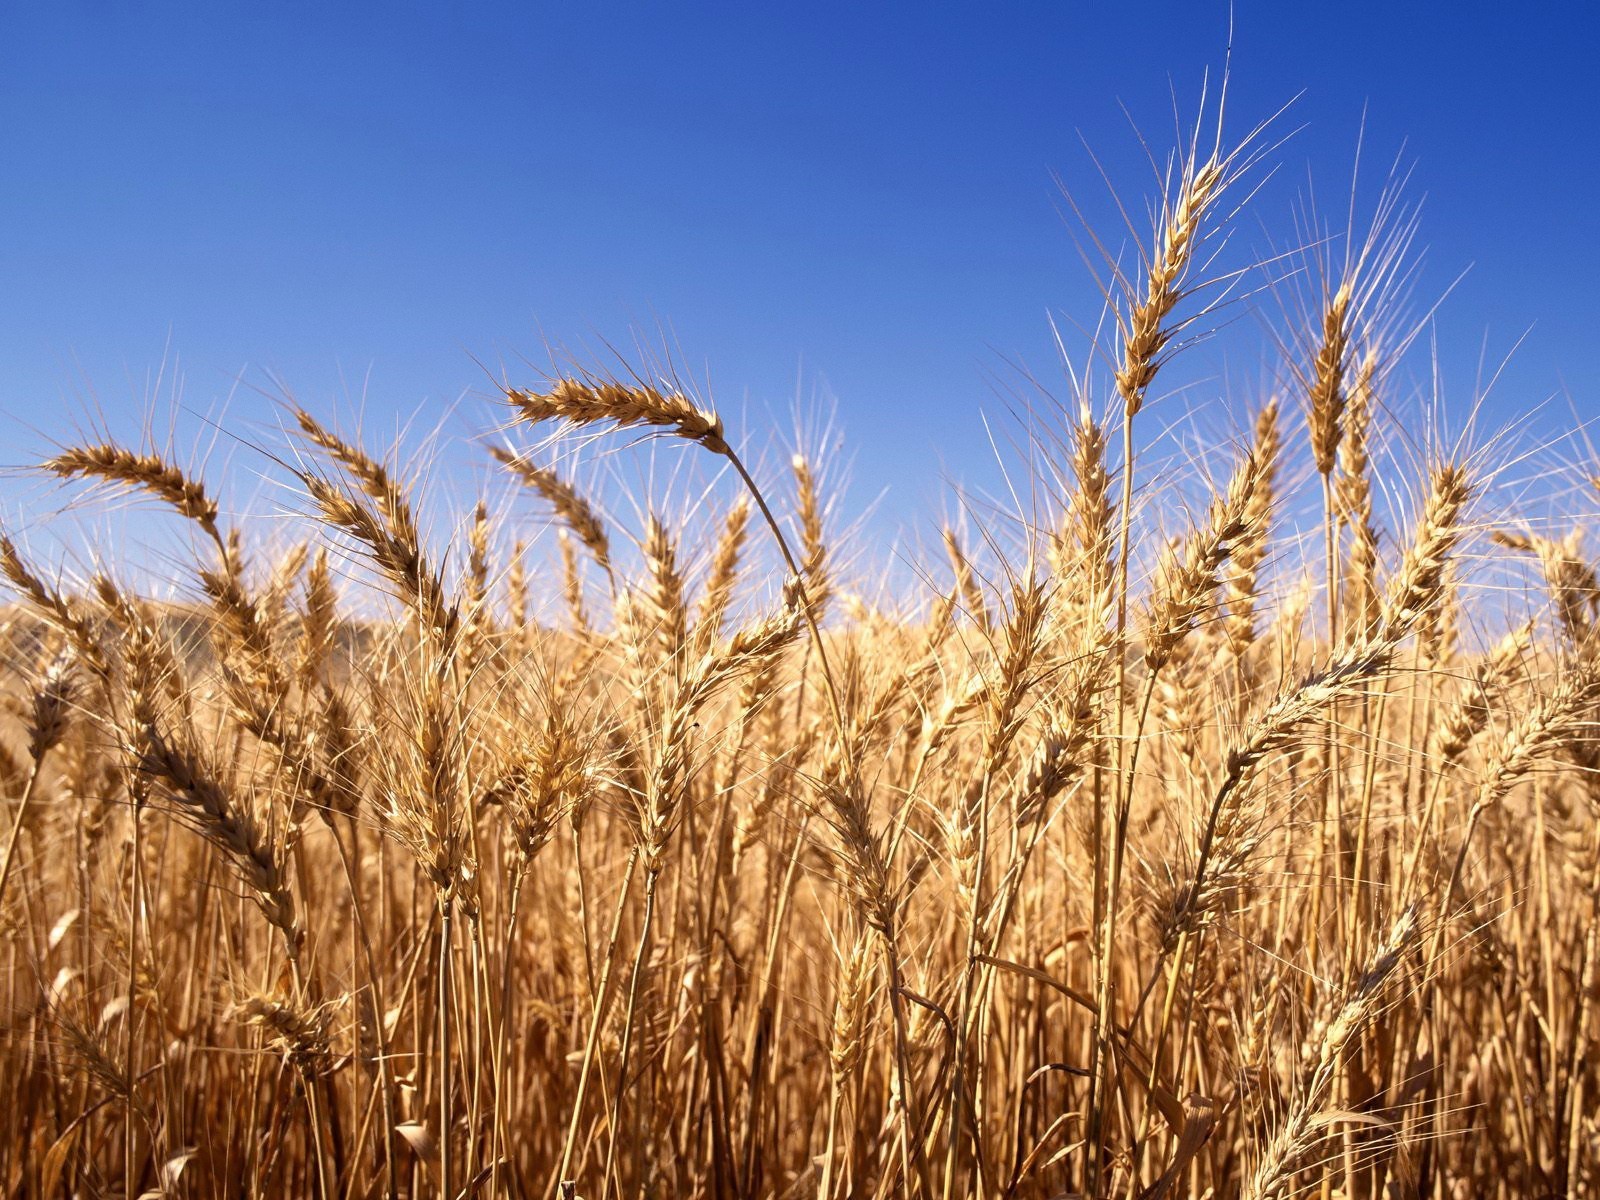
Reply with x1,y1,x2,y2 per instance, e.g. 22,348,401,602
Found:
2,3,1596,546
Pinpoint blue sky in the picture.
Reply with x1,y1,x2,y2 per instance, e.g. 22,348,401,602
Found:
2,3,1596,549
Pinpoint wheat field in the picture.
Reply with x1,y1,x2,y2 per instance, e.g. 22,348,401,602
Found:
2,103,1597,1200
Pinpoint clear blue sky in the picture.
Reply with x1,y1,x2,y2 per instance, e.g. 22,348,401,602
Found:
2,3,1596,539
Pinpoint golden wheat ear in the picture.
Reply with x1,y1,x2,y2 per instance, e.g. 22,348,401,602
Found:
44,443,227,558
489,445,613,578
1244,905,1422,1200
1307,283,1353,478
1222,398,1280,659
791,454,832,616
506,375,727,452
1116,155,1228,419
693,495,751,648
1141,440,1267,672
297,470,459,648
1376,464,1474,641
43,443,218,524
